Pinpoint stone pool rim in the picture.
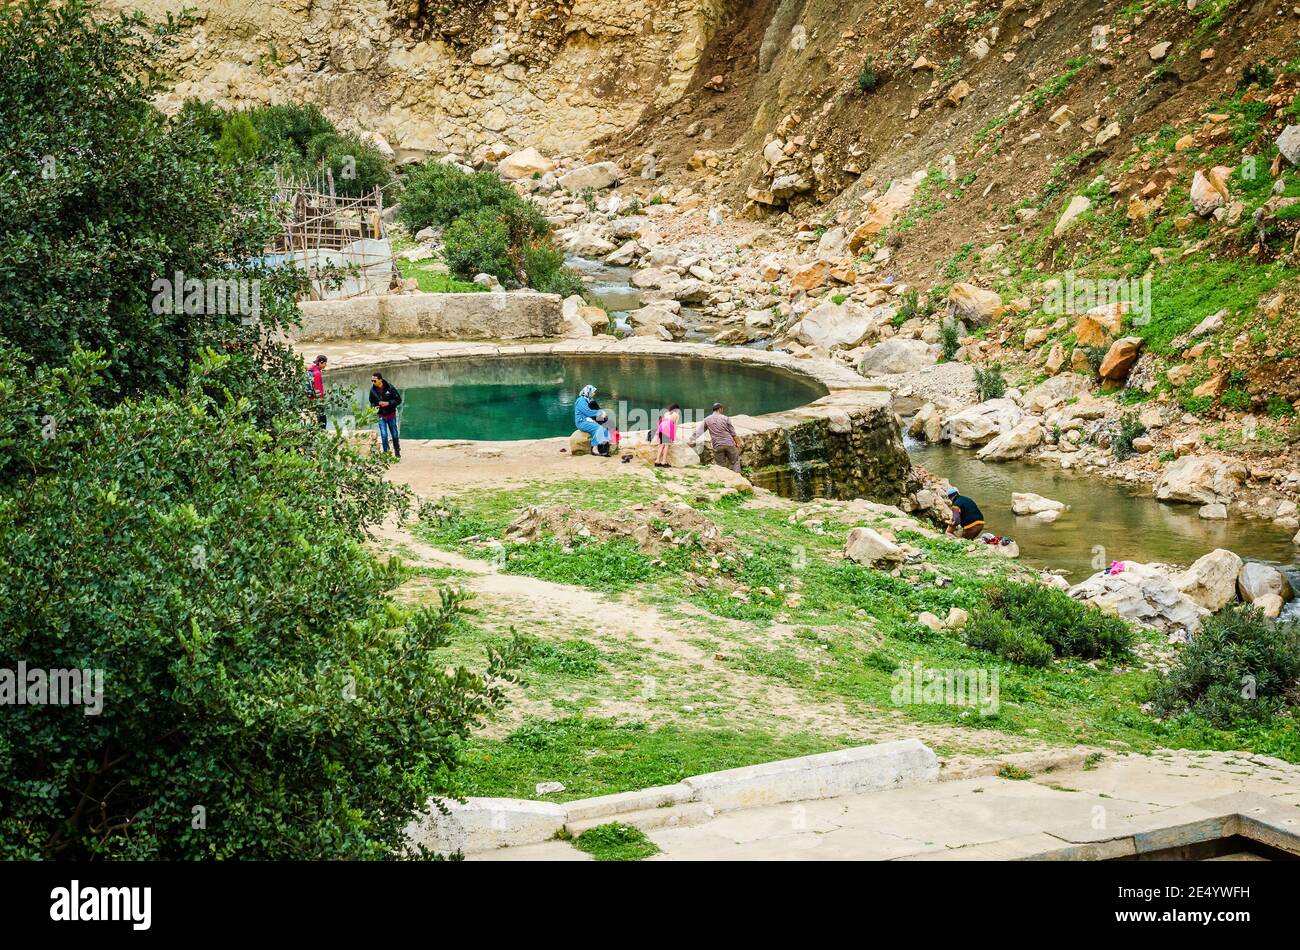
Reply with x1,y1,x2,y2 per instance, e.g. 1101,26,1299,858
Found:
299,338,898,445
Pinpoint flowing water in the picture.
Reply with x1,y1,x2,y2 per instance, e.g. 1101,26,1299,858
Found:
907,438,1300,596
335,354,827,442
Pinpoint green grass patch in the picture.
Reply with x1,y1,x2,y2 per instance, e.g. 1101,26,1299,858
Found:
572,822,660,861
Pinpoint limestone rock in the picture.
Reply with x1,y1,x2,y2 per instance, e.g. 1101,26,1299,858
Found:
1174,549,1243,612
630,440,701,468
1098,336,1145,382
1022,373,1091,413
976,418,1042,461
1154,456,1242,505
857,338,938,377
1054,195,1091,237
848,178,920,252
1237,561,1293,604
1190,167,1231,217
498,147,556,180
845,527,904,566
909,403,942,442
1278,125,1300,166
792,300,885,350
559,162,621,191
1069,561,1207,636
1011,493,1067,516
569,430,591,456
1198,503,1227,520
947,283,1003,327
1254,593,1284,618
942,399,1025,448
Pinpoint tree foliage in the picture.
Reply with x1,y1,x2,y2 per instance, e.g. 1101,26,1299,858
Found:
0,0,524,860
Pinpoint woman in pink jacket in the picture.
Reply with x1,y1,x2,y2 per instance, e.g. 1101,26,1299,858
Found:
654,404,681,468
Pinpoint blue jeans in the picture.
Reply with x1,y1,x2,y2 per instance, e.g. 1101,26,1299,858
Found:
377,415,400,455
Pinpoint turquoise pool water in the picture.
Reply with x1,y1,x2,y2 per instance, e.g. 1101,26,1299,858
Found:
337,353,827,442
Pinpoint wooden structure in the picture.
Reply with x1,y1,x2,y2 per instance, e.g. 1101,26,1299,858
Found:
272,170,397,300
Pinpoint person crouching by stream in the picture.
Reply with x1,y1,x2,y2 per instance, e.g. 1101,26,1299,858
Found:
689,402,743,473
945,486,985,539
369,372,403,460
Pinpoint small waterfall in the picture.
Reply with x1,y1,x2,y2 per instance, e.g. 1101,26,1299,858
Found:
785,429,814,500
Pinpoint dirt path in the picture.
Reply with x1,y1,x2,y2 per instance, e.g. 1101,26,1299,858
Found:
374,455,1048,756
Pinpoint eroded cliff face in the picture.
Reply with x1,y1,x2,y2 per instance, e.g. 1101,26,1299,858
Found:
108,0,726,157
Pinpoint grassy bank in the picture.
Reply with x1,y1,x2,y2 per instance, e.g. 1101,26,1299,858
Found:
401,472,1300,801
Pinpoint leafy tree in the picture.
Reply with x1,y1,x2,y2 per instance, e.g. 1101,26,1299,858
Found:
398,160,524,232
0,0,294,399
443,206,514,282
0,0,526,859
215,111,262,164
307,131,394,198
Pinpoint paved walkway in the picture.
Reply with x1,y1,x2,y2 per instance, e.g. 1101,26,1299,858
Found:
471,750,1300,861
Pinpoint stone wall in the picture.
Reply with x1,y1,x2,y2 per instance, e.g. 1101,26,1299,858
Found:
292,291,563,341
104,0,726,157
700,394,920,506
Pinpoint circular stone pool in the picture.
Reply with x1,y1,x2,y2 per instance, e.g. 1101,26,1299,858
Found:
336,353,829,441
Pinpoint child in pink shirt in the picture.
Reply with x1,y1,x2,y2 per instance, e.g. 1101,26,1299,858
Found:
654,404,681,468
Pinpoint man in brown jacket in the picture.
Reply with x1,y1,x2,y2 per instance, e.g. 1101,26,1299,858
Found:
690,402,743,473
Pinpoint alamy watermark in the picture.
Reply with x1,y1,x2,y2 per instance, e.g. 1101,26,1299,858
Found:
1041,270,1152,325
891,661,999,715
151,270,261,324
1,661,104,715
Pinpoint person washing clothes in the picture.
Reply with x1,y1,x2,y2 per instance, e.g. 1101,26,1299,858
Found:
574,384,612,456
689,402,742,473
945,486,985,539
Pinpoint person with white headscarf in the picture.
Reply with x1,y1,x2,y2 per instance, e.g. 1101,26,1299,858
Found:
573,384,611,455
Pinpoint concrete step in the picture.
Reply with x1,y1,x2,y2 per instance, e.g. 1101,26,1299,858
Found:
566,802,716,837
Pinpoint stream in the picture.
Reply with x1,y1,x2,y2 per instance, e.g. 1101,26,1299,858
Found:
570,255,1299,605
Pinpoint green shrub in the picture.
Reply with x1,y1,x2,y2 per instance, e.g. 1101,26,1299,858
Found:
523,243,585,298
1266,396,1297,419
305,132,394,197
398,161,523,233
215,112,261,164
177,97,227,140
939,319,962,361
857,60,879,92
1221,387,1251,411
1150,607,1300,727
1112,411,1147,460
572,822,661,861
246,102,334,160
965,614,1055,668
974,363,1007,401
966,583,1132,666
443,207,515,283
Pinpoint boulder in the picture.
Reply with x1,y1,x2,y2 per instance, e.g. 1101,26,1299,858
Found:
917,611,945,632
1237,562,1293,604
856,338,938,377
561,295,594,339
1254,593,1284,618
1022,374,1092,414
628,303,686,339
1054,195,1091,237
1198,503,1227,520
942,398,1025,448
848,178,920,252
497,147,556,179
1068,561,1208,636
1279,125,1300,166
558,162,621,191
1174,549,1243,612
909,403,942,442
789,261,831,291
569,430,592,456
1098,336,1145,382
1154,456,1241,505
976,419,1042,461
630,440,701,467
1190,168,1230,217
844,527,904,566
1011,493,1067,516
947,283,1003,327
791,300,884,350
